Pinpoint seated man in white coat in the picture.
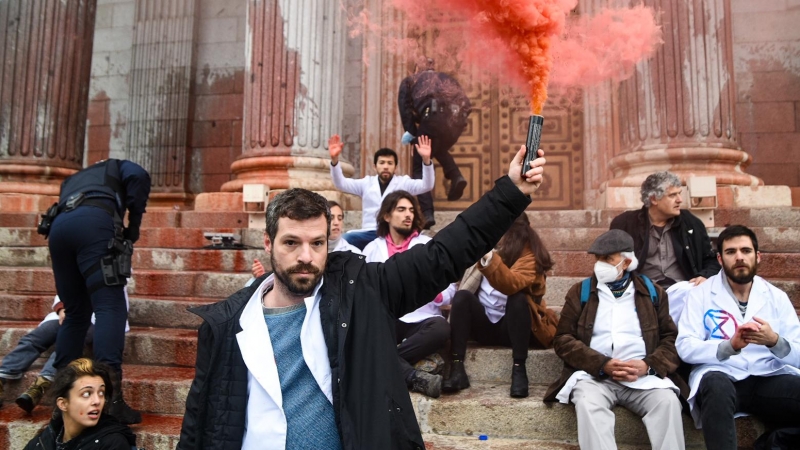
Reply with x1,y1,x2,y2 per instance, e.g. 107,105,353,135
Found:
676,225,800,450
328,134,435,249
363,190,455,398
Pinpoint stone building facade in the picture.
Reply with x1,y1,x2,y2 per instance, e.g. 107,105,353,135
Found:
1,0,799,212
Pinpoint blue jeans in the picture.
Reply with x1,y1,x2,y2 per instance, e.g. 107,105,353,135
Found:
342,229,377,250
49,206,128,374
0,320,94,381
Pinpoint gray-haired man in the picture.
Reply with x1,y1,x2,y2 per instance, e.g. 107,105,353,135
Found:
610,171,719,323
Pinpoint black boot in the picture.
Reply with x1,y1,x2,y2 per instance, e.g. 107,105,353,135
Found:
442,360,470,393
510,364,529,398
446,175,467,201
16,375,51,414
107,370,142,425
408,370,442,398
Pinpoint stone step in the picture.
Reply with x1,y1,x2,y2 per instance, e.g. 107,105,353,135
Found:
0,362,763,449
7,244,800,280
0,211,251,230
547,251,800,278
0,227,254,249
0,413,702,450
3,207,799,230
412,384,762,448
3,267,800,310
5,222,800,254
0,411,183,450
0,247,267,273
0,323,198,368
0,268,250,299
425,208,800,231
422,433,681,449
0,294,211,328
0,227,250,249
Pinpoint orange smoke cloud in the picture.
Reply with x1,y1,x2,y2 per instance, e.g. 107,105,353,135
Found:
456,0,573,114
551,6,662,87
378,0,661,114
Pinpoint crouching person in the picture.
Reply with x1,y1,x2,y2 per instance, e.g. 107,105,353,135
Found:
363,191,453,398
24,358,137,450
544,230,687,450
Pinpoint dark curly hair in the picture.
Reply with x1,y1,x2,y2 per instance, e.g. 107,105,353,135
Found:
47,358,114,415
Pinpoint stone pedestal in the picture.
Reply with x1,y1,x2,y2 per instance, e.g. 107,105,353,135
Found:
220,0,351,193
0,0,97,209
126,0,197,208
581,0,790,208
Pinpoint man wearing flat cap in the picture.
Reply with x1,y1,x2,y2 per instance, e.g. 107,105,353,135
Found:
544,229,688,450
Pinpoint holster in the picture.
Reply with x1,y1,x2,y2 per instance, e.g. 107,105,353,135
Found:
36,202,60,238
101,236,133,286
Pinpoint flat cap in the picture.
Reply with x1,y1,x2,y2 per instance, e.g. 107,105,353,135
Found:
588,229,634,255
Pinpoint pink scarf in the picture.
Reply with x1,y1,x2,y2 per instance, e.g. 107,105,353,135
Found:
386,231,419,257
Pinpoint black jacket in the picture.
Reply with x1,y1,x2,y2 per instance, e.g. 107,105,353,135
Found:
177,176,532,450
24,414,137,450
398,70,471,136
610,207,720,280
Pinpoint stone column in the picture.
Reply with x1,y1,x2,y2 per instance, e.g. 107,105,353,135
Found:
126,0,197,208
0,0,97,210
585,0,789,208
220,0,354,195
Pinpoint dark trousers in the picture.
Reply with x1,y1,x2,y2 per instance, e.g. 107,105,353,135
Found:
412,115,464,214
396,317,450,380
49,206,128,374
697,371,800,450
449,290,533,361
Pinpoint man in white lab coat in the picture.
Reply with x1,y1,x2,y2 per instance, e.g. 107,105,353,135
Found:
328,134,435,249
677,225,800,450
362,190,456,398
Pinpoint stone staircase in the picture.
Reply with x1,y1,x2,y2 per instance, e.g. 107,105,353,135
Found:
1,207,798,449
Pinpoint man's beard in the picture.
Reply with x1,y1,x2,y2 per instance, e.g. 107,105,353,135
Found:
379,172,393,183
392,224,413,238
724,262,758,285
271,254,323,297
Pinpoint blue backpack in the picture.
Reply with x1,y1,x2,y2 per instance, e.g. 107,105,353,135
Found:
579,274,658,307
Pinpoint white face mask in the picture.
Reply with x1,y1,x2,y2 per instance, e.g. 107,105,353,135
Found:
594,259,625,284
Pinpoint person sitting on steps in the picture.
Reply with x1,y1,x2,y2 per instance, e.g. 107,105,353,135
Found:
443,213,556,398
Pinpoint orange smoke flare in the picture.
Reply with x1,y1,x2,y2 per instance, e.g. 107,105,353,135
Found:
468,0,571,114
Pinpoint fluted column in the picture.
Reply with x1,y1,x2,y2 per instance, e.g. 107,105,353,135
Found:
126,0,196,207
0,0,97,199
221,0,353,193
607,0,760,188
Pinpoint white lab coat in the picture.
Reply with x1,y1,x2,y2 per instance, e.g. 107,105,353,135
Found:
363,234,456,323
676,271,800,426
330,162,434,231
330,237,362,254
666,280,695,325
238,275,332,450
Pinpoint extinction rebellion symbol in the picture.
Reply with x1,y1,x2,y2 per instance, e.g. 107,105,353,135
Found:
703,309,739,340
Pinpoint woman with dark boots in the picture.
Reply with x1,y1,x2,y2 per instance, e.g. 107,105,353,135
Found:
442,214,555,398
24,358,137,450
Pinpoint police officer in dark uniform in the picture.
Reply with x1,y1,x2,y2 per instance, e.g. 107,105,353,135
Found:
46,159,150,424
398,58,472,228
